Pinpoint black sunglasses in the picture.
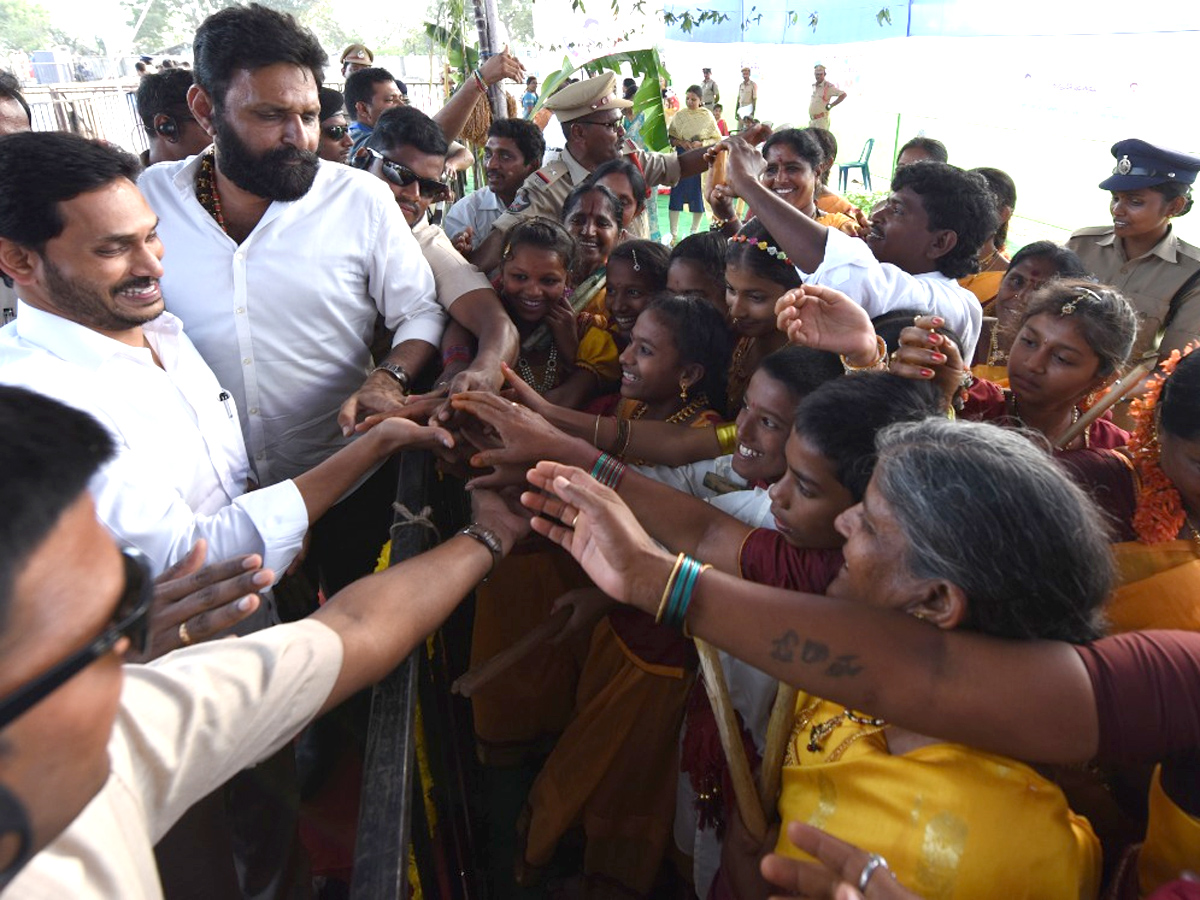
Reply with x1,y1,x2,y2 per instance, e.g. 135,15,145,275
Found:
322,124,349,140
353,147,450,200
0,548,152,729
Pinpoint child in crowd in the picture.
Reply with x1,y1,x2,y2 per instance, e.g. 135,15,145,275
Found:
668,231,729,315
582,239,670,350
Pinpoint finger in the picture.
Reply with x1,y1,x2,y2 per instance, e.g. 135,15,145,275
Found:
529,512,575,552
156,540,207,585
761,852,841,898
337,394,359,436
180,592,262,644
785,822,878,891
774,288,806,316
154,553,262,605
519,487,577,524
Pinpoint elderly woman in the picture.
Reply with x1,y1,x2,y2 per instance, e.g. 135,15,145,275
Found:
523,417,1110,899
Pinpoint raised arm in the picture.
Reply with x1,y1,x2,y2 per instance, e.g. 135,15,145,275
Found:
433,49,525,142
521,462,1102,765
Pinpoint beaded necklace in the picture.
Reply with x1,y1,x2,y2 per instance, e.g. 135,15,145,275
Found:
516,345,558,395
195,150,228,234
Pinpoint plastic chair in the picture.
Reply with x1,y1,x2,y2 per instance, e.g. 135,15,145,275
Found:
838,138,874,192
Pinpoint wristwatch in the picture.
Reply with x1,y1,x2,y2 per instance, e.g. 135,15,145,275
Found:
371,362,410,393
459,523,504,578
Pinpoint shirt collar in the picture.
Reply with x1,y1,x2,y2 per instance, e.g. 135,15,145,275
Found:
14,301,180,370
561,148,593,184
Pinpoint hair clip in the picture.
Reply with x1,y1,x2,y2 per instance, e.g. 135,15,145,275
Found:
631,248,640,272
1061,286,1104,315
728,233,792,266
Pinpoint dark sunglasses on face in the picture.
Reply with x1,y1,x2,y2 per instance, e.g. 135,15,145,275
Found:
0,548,153,729
353,146,450,200
322,124,349,140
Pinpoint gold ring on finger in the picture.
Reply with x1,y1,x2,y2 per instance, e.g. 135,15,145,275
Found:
178,620,193,646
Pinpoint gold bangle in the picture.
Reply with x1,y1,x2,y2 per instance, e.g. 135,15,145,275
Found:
715,422,738,455
840,335,888,373
656,553,687,624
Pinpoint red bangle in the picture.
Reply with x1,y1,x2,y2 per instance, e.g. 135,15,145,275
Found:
443,345,471,366
472,69,487,93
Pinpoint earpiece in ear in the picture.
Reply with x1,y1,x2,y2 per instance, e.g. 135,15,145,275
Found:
154,115,179,142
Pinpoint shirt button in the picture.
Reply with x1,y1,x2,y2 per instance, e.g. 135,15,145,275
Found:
249,407,259,415
236,307,245,314
256,452,265,460
243,358,252,365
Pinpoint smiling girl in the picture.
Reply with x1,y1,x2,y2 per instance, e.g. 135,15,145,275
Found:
581,239,670,349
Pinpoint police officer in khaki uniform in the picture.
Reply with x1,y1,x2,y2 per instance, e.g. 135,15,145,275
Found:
471,72,713,274
1068,139,1200,363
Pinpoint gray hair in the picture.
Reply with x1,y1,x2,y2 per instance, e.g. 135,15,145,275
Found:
873,418,1111,643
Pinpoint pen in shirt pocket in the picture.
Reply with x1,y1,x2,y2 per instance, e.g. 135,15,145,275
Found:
219,391,234,418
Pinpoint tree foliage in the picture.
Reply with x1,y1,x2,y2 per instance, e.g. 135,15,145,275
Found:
0,0,96,53
122,0,348,56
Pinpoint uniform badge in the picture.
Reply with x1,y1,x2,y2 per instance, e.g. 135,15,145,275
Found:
1116,155,1132,175
508,189,532,213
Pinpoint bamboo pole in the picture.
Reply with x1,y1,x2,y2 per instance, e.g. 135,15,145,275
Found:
757,683,797,812
451,606,572,697
1054,358,1155,450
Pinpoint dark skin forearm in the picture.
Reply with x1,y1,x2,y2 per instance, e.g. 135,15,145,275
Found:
678,146,713,179
736,177,829,274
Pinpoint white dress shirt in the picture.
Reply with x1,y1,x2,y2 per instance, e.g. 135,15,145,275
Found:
808,227,983,361
138,156,445,486
4,620,343,900
443,186,507,250
0,303,308,577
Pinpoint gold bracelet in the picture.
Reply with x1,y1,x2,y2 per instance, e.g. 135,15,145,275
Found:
656,553,687,624
715,422,738,456
840,335,888,373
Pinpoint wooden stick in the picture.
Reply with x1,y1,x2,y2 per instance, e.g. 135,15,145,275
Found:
1054,358,1156,450
711,148,727,187
451,605,572,697
695,638,768,842
758,683,797,812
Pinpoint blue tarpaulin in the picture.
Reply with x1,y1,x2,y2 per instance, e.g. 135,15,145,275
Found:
663,1,1200,43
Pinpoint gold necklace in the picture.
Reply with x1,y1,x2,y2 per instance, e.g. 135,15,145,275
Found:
987,326,1008,366
516,345,558,395
787,700,888,765
1007,392,1087,449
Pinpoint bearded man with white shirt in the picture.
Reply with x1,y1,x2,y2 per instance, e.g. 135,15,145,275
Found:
137,3,517,595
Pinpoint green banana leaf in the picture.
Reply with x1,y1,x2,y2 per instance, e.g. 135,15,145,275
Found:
423,22,479,74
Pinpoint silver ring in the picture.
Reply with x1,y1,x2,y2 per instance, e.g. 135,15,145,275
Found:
857,853,888,892
178,621,193,647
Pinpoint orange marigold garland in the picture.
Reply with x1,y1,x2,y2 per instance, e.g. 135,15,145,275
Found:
1128,344,1196,543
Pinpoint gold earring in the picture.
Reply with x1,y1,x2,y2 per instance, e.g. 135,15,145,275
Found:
680,381,689,401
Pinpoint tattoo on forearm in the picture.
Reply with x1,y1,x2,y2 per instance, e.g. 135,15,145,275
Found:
768,630,862,677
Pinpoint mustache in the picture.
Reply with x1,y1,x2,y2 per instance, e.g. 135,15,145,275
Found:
264,144,319,166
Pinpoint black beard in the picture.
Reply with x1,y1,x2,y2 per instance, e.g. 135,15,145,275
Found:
211,110,319,201
42,259,160,333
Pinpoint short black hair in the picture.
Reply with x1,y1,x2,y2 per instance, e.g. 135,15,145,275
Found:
587,157,648,213
0,387,115,627
488,117,545,167
890,162,997,279
344,66,401,122
726,218,802,290
970,166,1018,249
193,3,326,113
669,231,726,284
0,131,140,252
762,128,824,172
0,70,30,126
609,239,670,289
135,68,195,134
794,372,942,502
756,345,844,403
1161,348,1200,442
370,105,448,158
898,136,949,164
562,182,623,225
1007,240,1089,280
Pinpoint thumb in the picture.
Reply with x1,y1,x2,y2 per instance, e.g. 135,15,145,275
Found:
157,540,207,584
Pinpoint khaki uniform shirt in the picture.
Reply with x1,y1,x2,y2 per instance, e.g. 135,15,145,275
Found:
490,142,681,246
809,80,846,128
736,80,757,115
701,77,720,110
411,215,492,307
1067,225,1200,360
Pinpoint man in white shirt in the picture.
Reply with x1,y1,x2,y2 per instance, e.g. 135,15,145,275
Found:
0,131,450,589
137,4,516,593
444,117,544,253
721,127,996,359
0,385,527,898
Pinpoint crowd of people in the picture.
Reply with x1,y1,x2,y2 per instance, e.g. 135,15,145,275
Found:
1,4,1199,899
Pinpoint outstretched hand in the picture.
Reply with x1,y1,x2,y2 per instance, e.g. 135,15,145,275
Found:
774,284,876,362
130,541,273,663
890,315,966,410
761,822,918,900
521,462,671,614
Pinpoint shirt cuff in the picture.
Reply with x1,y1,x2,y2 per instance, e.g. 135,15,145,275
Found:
233,479,310,577
391,312,448,348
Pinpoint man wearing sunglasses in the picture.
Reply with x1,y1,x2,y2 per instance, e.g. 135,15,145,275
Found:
470,71,714,274
317,86,353,165
357,106,517,392
135,69,212,167
0,386,527,895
